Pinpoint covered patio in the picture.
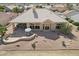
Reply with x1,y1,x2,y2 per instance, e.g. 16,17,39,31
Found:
9,28,59,40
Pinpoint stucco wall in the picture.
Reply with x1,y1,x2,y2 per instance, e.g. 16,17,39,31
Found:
10,19,57,31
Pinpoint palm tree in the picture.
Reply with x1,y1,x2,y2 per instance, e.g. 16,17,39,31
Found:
0,24,7,44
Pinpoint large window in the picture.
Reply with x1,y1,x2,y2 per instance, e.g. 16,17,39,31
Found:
35,26,40,29
43,24,50,30
56,23,63,29
17,23,27,29
30,23,34,29
45,26,49,30
30,23,40,29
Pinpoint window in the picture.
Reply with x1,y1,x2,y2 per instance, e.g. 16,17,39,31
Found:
56,23,62,29
30,23,40,29
30,26,34,29
35,26,40,29
56,26,61,29
30,23,34,29
45,26,49,30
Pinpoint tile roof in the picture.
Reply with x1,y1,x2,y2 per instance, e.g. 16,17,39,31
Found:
10,8,67,23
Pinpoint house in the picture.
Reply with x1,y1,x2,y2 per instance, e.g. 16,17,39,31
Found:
70,13,79,22
50,4,67,12
64,10,79,17
64,10,79,22
10,7,67,32
70,4,79,11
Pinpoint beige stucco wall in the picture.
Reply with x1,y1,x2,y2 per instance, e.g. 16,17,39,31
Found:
6,24,14,34
7,23,18,34
9,20,57,32
42,20,56,31
51,7,67,12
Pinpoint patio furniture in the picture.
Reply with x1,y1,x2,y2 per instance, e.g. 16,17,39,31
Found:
25,28,32,36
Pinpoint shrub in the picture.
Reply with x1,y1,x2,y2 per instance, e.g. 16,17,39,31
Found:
0,5,5,12
36,5,43,8
68,19,74,23
72,22,79,26
12,7,24,13
0,24,7,37
60,24,72,35
65,18,74,23
65,17,70,21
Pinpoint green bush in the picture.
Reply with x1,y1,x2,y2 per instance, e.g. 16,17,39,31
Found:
0,9,3,12
12,7,24,13
0,5,5,12
65,18,74,23
68,19,74,23
72,22,79,26
60,24,72,35
65,18,70,21
0,24,7,36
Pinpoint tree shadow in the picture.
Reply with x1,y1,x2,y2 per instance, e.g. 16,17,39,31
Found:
10,28,26,37
58,32,77,40
32,31,60,40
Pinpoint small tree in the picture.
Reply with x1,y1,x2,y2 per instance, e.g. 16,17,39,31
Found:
0,5,5,12
0,24,7,43
60,23,72,35
65,17,74,23
72,22,79,26
65,17,70,21
68,19,74,23
67,4,73,10
12,6,24,14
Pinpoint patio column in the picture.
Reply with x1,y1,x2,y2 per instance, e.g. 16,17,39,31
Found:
27,23,30,28
51,23,56,31
40,23,43,30
12,23,17,31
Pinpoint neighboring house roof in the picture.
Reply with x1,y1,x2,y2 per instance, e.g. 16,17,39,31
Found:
55,12,66,18
53,4,67,8
24,5,33,9
10,8,67,23
6,5,17,10
70,14,79,22
64,10,79,17
0,12,17,26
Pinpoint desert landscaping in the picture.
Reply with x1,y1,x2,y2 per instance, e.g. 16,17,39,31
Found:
0,3,79,51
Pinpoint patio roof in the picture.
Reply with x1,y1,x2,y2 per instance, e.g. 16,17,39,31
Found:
10,8,67,23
